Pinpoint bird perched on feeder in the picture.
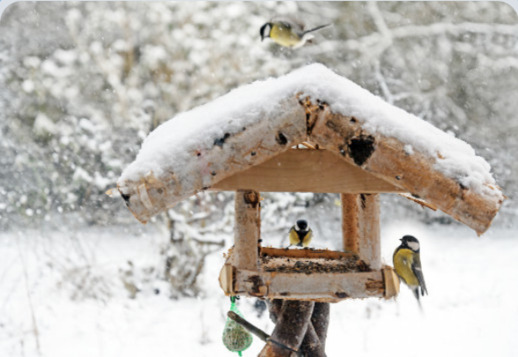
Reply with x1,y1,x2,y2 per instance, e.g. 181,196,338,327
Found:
260,18,331,49
393,235,428,306
288,219,313,248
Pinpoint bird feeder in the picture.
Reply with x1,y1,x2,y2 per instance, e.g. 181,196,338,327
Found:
216,159,402,302
117,64,504,354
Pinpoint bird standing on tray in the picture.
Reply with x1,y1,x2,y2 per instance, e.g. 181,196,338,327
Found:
393,235,428,307
288,219,313,248
260,18,331,49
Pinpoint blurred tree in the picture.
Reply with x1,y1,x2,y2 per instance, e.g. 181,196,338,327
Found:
0,2,516,296
1,2,515,230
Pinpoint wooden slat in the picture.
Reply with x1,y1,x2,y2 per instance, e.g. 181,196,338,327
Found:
341,194,360,254
341,193,381,270
212,149,406,193
233,190,261,270
309,108,504,234
234,269,386,302
382,265,400,298
218,263,234,295
260,247,357,260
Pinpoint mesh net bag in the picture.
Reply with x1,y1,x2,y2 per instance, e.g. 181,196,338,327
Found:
222,297,253,355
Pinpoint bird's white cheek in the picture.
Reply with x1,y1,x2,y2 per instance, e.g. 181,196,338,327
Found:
407,241,420,251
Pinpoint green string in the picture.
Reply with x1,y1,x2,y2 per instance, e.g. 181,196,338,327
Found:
230,296,239,313
231,297,244,356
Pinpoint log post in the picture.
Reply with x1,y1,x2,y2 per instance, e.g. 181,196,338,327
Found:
233,190,261,271
311,302,330,346
300,324,325,357
341,193,381,270
300,302,329,357
259,300,315,357
265,300,329,357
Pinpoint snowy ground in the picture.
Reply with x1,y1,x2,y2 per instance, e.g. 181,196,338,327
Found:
1,220,517,357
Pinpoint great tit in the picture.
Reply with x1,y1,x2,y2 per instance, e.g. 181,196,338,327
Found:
288,219,313,248
260,18,331,49
393,235,428,305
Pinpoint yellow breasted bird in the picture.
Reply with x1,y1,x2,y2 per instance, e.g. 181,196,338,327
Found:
393,235,428,306
260,18,331,49
288,219,313,248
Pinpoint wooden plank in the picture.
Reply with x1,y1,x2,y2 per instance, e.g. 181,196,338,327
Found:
233,190,261,271
212,149,406,193
218,263,234,295
341,193,381,270
309,108,504,234
341,193,360,254
117,97,307,224
358,194,381,270
382,265,400,298
119,92,503,234
260,247,358,260
233,269,386,302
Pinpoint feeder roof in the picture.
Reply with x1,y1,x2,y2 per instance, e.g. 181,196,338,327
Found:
118,64,504,234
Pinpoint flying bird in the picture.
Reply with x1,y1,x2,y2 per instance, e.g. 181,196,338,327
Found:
260,18,331,49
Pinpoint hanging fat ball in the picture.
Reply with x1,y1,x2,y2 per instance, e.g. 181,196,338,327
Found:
222,297,253,355
393,235,428,307
260,17,331,49
288,219,313,248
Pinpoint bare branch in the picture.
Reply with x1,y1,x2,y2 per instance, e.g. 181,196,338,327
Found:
303,22,518,57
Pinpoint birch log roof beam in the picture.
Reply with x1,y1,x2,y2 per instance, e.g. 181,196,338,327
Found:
118,63,504,235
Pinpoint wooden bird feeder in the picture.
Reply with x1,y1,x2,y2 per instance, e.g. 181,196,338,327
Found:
217,158,402,302
117,64,504,355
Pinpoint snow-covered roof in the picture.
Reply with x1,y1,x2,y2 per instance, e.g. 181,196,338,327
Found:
118,64,503,234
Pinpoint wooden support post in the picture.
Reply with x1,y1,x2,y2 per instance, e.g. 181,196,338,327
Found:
300,302,329,357
233,190,261,271
259,300,315,357
311,303,330,346
341,193,381,270
265,300,329,357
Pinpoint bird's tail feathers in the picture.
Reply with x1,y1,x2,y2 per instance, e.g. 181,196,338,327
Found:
416,296,424,312
302,23,332,36
413,287,425,313
412,287,420,300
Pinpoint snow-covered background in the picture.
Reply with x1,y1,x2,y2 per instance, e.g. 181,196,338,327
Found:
2,222,518,357
1,2,517,357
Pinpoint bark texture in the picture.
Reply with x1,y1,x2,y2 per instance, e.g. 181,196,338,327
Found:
260,300,330,357
119,95,503,234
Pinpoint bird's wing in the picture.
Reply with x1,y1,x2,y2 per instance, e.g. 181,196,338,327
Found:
412,253,428,295
302,229,313,247
289,227,300,246
271,16,304,31
278,20,293,30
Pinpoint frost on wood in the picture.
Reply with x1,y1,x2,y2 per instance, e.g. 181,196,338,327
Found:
118,64,504,234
